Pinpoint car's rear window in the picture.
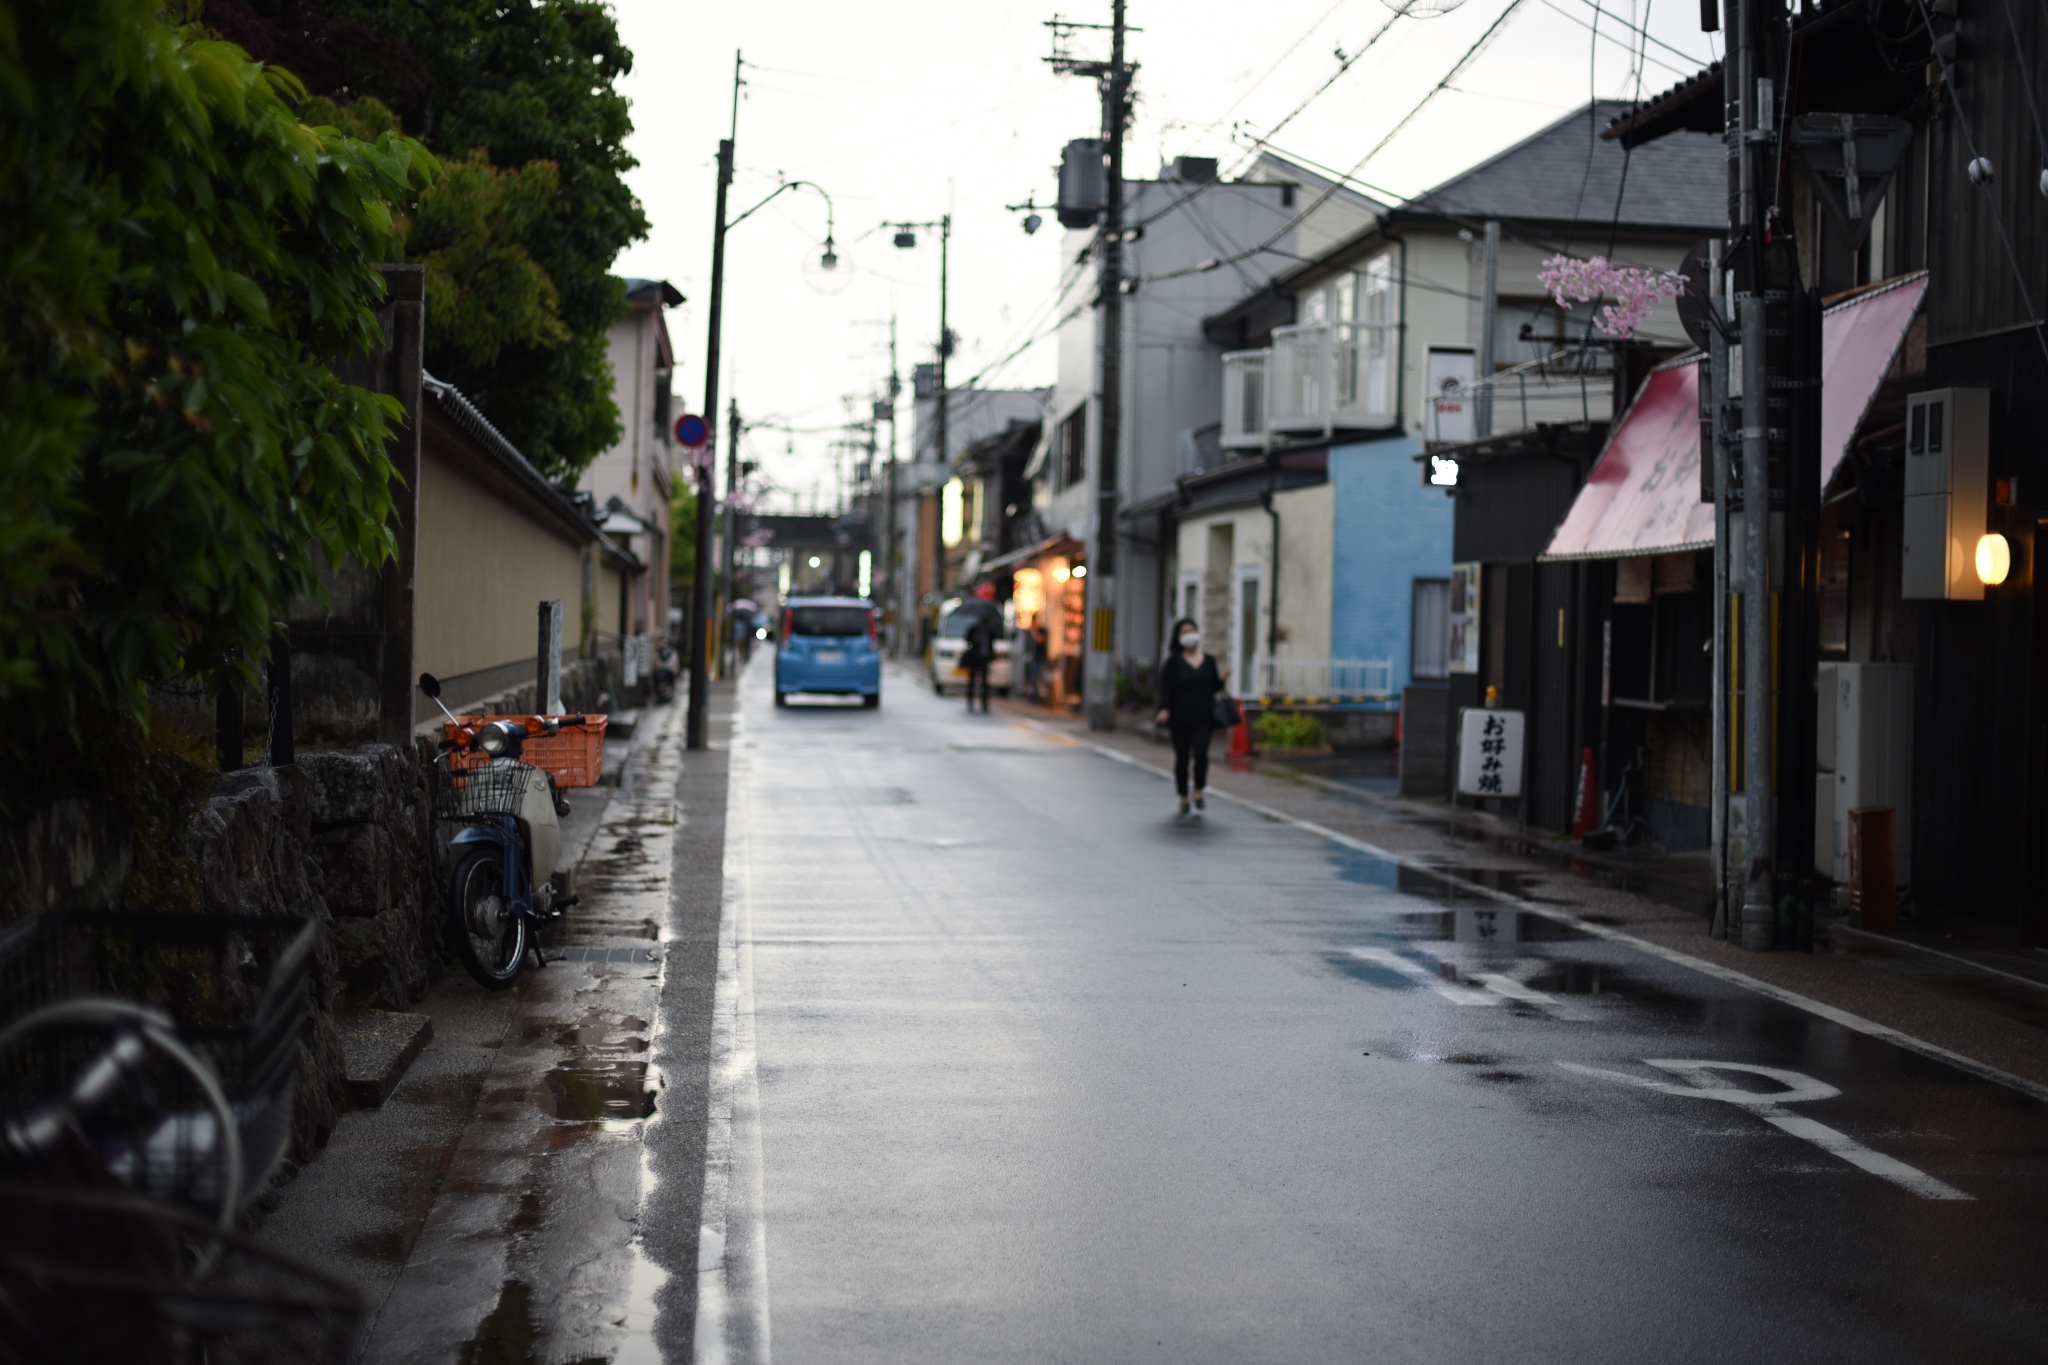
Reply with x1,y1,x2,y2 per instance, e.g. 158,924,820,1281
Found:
940,611,985,638
788,606,869,637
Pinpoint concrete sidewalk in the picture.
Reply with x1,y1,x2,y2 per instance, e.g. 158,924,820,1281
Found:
985,686,2048,1098
256,685,734,1362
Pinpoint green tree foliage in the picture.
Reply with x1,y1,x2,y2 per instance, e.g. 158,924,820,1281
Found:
304,94,572,370
0,0,435,725
214,0,649,479
670,482,697,588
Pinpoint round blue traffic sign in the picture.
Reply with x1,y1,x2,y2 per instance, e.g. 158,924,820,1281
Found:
674,413,710,447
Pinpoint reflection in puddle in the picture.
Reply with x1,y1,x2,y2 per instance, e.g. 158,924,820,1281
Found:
1396,908,1588,944
541,1059,655,1121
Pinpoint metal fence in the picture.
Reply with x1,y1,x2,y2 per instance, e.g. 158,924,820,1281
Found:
1251,657,1396,702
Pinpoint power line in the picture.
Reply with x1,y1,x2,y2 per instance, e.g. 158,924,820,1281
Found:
1183,0,1355,146
1142,0,1534,286
1130,5,1410,236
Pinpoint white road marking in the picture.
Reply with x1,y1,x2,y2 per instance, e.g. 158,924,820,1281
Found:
697,707,773,1365
1349,947,1500,1006
1024,721,2048,1107
1468,964,1591,1021
1558,1059,1974,1201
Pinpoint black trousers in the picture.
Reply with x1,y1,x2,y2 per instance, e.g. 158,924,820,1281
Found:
964,662,991,710
1170,721,1213,796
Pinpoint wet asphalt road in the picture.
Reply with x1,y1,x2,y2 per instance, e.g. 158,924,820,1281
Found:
688,661,2048,1364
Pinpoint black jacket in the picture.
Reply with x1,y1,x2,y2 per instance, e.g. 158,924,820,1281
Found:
1157,652,1223,730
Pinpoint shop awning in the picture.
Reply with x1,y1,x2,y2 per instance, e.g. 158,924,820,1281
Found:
1821,271,1927,490
978,533,1083,578
1539,273,1925,561
1539,359,1712,561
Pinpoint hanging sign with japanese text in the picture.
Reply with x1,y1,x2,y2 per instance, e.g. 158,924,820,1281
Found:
1456,706,1525,798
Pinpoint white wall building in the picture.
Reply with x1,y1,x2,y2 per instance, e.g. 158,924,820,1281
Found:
579,278,682,641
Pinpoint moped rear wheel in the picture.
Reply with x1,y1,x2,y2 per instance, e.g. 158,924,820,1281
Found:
448,848,528,989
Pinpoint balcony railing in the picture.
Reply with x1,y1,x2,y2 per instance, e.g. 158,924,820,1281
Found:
1427,346,1615,444
1222,324,1398,448
1250,656,1395,703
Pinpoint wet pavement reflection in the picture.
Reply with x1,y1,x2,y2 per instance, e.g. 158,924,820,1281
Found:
725,662,2048,1364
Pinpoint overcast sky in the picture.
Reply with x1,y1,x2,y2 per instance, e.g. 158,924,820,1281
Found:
608,0,1721,513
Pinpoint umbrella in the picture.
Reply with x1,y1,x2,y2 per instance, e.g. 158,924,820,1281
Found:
730,599,759,613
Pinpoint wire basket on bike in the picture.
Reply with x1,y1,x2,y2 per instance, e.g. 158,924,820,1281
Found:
0,1183,366,1365
0,911,318,1221
431,752,537,822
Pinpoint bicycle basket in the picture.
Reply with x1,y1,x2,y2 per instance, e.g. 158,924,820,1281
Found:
0,912,318,1219
0,1184,366,1365
432,753,536,822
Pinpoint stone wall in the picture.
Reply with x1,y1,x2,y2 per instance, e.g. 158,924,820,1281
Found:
3,741,444,1163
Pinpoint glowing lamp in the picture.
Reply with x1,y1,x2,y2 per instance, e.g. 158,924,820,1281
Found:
1976,532,2011,586
1072,565,1088,579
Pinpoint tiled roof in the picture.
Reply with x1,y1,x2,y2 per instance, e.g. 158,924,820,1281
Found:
1407,99,1724,230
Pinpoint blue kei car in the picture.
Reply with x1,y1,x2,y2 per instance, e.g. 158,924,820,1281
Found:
774,597,882,708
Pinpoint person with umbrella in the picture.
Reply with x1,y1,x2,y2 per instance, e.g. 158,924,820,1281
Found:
961,609,996,713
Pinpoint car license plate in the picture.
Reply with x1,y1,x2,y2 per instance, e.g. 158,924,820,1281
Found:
816,650,844,663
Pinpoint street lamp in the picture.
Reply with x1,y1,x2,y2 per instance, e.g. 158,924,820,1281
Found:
710,175,842,678
1006,195,1047,235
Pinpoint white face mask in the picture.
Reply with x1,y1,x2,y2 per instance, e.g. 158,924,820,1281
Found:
1177,631,1201,650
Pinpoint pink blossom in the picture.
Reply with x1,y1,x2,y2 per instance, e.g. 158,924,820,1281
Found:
1537,253,1685,341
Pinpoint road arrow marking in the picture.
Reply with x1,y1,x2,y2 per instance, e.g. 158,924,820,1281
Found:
1559,1059,1973,1201
1349,947,1500,1006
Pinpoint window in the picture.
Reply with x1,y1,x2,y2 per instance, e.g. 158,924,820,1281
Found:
1346,254,1398,419
1412,579,1450,680
1058,402,1088,489
787,606,871,638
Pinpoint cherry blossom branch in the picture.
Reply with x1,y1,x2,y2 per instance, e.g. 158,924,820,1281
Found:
1538,254,1686,341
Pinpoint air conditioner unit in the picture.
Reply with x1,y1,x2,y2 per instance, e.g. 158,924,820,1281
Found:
1901,387,1988,600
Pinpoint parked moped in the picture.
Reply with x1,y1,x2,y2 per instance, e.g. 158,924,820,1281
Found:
651,637,679,703
418,673,593,988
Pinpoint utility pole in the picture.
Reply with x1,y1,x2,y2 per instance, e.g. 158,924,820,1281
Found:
1719,0,1812,950
884,314,900,644
1049,2,1135,731
887,219,951,643
688,50,741,752
723,397,743,675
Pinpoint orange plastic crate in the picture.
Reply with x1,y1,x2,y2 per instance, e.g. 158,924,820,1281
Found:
445,714,609,788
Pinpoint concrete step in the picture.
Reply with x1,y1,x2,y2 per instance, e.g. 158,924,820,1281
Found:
339,1008,434,1109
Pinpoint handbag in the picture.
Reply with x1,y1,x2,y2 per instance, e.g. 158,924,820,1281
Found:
1212,694,1243,728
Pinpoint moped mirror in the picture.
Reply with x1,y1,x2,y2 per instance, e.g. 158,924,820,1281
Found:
417,672,461,727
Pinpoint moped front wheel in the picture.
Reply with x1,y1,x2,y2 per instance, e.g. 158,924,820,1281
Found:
448,847,529,989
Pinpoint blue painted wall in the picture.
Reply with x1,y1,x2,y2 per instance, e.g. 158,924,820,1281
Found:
1329,434,1453,707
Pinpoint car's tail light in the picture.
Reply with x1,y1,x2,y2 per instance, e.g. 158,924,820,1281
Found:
780,609,792,646
868,610,878,644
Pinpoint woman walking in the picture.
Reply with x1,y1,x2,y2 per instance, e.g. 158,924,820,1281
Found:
1155,617,1227,815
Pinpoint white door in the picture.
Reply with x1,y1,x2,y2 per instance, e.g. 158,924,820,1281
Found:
1234,566,1262,696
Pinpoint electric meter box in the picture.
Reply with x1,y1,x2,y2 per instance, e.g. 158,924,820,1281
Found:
1901,387,1989,600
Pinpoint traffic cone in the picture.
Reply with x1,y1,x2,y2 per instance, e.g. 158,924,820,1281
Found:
1571,747,1600,840
1227,713,1253,771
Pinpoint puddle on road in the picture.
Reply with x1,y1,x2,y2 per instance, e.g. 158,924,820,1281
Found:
457,1279,610,1365
1396,908,1588,944
541,1058,655,1122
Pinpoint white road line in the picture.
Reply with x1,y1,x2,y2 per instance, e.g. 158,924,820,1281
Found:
1469,968,1591,1021
1349,947,1500,1006
696,713,773,1365
1558,1060,1974,1201
1025,722,2048,1107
